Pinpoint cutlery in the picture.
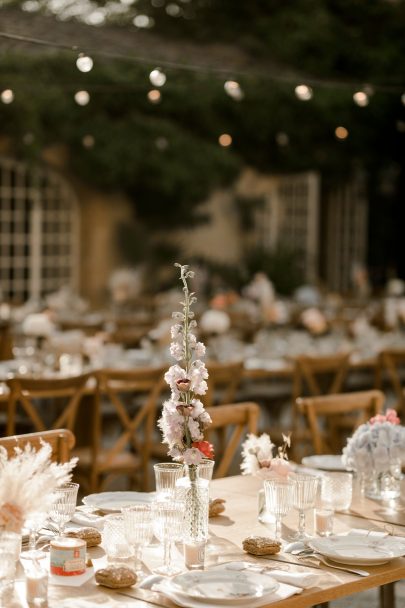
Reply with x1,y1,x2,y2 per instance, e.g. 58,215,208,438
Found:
298,553,369,576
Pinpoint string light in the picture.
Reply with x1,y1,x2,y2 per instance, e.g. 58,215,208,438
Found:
76,54,93,73
74,90,90,105
401,93,405,106
353,91,369,107
219,133,232,147
149,68,166,87
224,80,244,101
276,132,289,146
295,84,313,101
335,126,349,140
1,89,14,104
155,136,169,150
147,89,161,103
82,134,95,148
133,15,154,28
166,3,181,17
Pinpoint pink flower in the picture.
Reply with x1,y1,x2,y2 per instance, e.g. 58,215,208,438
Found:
269,458,293,478
176,378,191,393
183,447,203,466
386,409,401,425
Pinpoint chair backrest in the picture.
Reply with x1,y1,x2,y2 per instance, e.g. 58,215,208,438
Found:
296,389,384,455
0,322,13,361
378,349,405,413
292,352,350,401
0,428,75,463
6,373,90,435
93,366,166,477
204,361,244,408
205,402,260,478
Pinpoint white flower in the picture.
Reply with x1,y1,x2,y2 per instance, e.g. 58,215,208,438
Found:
188,417,203,442
241,433,274,476
183,447,203,466
169,342,184,361
194,342,206,357
171,324,183,339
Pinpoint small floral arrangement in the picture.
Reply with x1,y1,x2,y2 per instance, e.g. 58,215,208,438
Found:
342,409,405,473
158,264,213,466
241,432,293,479
0,442,77,533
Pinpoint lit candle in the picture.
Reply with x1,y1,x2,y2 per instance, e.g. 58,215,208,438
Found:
26,566,48,607
315,509,334,537
184,540,206,570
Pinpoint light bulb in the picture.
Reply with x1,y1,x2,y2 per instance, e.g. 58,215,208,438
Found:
219,133,232,147
76,54,93,73
74,90,90,106
1,89,14,104
353,91,369,107
149,68,166,87
224,80,244,101
295,84,313,101
335,126,349,140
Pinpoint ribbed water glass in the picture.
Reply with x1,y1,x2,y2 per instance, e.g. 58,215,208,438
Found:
122,505,153,577
152,499,184,576
48,482,79,536
292,475,319,540
264,478,295,541
0,531,21,606
154,463,184,499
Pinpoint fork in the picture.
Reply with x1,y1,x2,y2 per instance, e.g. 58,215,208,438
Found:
298,553,369,577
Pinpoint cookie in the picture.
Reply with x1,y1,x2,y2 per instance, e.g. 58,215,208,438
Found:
95,566,137,589
242,535,281,556
66,527,102,547
209,498,226,518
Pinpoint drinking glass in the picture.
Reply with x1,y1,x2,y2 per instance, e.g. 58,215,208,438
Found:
197,460,215,482
321,472,353,512
292,475,319,540
264,478,295,541
0,531,21,606
122,504,153,577
152,499,184,576
48,482,79,536
21,510,48,561
154,463,184,499
103,514,133,565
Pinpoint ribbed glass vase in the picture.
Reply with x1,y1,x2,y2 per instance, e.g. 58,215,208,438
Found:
180,464,209,569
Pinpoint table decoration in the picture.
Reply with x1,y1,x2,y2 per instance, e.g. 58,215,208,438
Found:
158,263,213,569
0,442,77,559
342,408,405,500
241,432,293,523
320,472,353,511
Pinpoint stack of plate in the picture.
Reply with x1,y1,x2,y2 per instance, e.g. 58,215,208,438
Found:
309,535,405,566
82,491,156,513
157,570,279,608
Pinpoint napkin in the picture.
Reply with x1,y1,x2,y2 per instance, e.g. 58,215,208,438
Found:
71,511,105,530
216,562,321,589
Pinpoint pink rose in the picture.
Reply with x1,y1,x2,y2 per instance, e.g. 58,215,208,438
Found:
385,409,401,425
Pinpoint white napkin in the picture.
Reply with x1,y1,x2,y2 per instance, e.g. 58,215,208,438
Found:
216,562,321,589
71,511,105,530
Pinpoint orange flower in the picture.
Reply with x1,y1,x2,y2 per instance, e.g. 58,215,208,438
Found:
192,441,214,459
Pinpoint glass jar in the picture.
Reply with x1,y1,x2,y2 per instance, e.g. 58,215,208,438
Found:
362,459,401,501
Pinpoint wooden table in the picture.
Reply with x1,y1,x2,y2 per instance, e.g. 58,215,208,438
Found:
10,474,405,608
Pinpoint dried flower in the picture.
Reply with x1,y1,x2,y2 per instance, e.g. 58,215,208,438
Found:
0,443,77,533
241,432,293,479
158,264,213,463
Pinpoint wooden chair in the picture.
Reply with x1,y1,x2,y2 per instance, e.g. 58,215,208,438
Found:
0,322,13,361
292,352,351,401
296,389,384,455
0,428,75,463
205,402,260,478
204,361,244,407
376,349,405,413
5,373,91,436
75,366,166,493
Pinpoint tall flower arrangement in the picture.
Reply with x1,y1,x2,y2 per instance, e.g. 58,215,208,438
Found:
158,263,213,466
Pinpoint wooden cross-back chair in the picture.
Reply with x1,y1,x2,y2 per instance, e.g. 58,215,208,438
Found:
205,402,260,479
204,361,244,408
292,352,351,401
0,322,13,361
296,389,384,455
5,373,91,436
376,349,405,414
0,428,75,463
76,366,166,493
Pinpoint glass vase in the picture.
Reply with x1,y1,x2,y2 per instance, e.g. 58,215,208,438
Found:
180,464,209,569
363,459,401,501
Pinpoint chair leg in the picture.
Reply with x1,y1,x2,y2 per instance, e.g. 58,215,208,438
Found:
380,583,395,608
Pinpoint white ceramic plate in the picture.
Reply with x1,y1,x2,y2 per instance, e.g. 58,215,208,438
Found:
309,535,405,566
169,571,278,604
301,455,349,472
82,491,156,513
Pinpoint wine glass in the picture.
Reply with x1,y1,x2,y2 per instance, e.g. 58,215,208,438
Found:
292,475,319,540
264,478,295,541
152,499,184,576
21,511,48,561
122,504,153,578
154,463,184,499
48,482,79,536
